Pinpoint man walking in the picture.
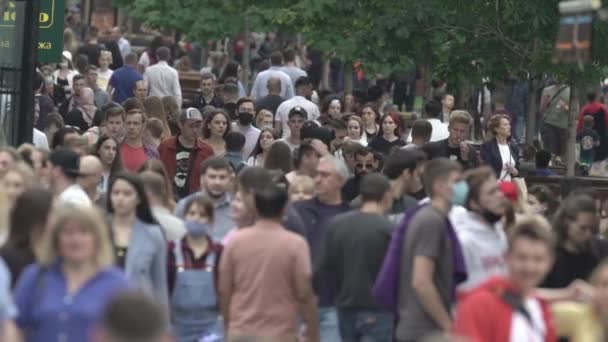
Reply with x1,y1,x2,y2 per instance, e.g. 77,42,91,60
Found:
294,155,351,341
144,47,182,107
250,51,294,100
395,158,466,341
317,173,394,341
158,107,214,199
219,183,319,342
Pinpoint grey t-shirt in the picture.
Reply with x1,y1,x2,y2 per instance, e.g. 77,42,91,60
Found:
395,205,453,341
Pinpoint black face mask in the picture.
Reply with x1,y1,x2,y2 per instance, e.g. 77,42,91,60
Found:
238,112,253,126
481,208,503,224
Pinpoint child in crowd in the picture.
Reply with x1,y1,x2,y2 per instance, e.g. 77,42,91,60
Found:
577,115,600,166
288,175,315,202
169,195,223,341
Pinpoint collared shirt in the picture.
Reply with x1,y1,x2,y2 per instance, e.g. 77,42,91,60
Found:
167,236,223,294
14,262,128,342
0,258,16,321
406,118,449,143
118,37,131,59
250,67,295,100
194,92,223,110
175,191,235,242
276,96,321,138
280,66,307,87
59,184,92,208
144,61,182,107
33,128,49,150
231,122,261,158
108,65,142,103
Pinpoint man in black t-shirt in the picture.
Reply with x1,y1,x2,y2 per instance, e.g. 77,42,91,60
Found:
424,110,478,170
256,76,285,118
317,173,394,341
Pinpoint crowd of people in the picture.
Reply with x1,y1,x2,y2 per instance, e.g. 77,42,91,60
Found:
4,18,608,342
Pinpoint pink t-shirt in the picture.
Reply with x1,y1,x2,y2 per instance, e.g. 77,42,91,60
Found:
121,143,147,172
219,221,311,340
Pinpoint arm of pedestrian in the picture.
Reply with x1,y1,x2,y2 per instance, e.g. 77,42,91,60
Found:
3,321,22,342
535,280,594,303
218,244,234,334
294,242,320,342
412,256,452,331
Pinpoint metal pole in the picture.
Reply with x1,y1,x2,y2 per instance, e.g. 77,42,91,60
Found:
15,0,39,145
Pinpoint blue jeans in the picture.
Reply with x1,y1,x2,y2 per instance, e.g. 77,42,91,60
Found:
319,307,341,341
338,309,394,342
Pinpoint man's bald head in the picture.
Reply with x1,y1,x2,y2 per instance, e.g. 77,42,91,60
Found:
79,156,103,195
266,76,281,95
80,155,103,173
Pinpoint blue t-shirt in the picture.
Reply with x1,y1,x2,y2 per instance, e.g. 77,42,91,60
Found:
108,65,143,103
15,262,128,342
577,128,600,164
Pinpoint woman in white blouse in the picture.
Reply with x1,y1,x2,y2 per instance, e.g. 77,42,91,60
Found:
481,114,520,181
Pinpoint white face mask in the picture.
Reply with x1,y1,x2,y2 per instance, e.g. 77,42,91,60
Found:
59,62,68,69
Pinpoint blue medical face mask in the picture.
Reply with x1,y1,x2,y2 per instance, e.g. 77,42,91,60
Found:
184,221,211,237
451,180,470,206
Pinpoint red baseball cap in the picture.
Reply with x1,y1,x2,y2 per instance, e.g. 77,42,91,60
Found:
499,181,519,203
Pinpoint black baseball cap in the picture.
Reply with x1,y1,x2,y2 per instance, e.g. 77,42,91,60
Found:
50,148,82,177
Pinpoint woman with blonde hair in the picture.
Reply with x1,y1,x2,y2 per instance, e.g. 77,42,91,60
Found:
254,109,274,130
14,205,128,341
97,50,114,91
2,161,34,211
62,28,78,56
143,96,171,140
162,95,180,136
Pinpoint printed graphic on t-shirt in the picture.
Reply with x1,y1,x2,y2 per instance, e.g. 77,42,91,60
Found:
175,150,190,189
581,135,595,151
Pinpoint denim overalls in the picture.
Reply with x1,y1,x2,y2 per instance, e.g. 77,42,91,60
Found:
170,239,223,342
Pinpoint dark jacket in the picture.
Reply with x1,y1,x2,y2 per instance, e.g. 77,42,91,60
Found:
193,93,224,110
480,138,520,179
158,136,214,197
424,138,479,170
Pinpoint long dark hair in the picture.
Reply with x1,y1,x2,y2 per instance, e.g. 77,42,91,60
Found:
202,109,231,139
5,188,53,250
108,172,157,225
219,61,240,84
249,128,276,159
93,135,123,176
552,194,597,247
378,112,403,138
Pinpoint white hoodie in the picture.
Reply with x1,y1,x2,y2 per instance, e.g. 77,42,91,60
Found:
450,208,508,292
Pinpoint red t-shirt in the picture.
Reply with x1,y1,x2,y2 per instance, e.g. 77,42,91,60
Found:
121,143,147,172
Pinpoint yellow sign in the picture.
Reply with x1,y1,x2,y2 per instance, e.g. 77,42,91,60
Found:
0,0,55,28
